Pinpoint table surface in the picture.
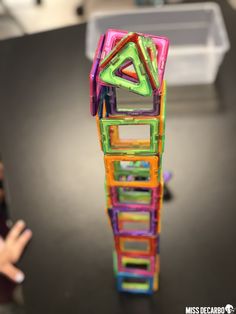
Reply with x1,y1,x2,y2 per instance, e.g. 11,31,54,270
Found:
0,1,236,313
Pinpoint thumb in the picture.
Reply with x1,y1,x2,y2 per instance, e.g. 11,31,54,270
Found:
1,263,25,283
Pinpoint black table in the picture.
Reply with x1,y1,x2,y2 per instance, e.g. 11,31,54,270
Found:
0,1,236,313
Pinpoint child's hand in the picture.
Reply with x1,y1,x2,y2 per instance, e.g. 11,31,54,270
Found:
0,220,32,283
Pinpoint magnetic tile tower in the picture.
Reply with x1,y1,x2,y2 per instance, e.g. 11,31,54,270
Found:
90,29,169,295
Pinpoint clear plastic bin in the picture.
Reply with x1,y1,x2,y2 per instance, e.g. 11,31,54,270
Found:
86,2,230,85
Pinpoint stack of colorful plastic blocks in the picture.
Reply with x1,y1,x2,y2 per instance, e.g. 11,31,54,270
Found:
89,29,169,295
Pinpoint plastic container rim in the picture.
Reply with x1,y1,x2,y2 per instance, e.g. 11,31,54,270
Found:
86,1,230,60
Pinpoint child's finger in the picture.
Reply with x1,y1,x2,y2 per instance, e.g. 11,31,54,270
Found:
1,263,25,283
6,220,26,243
16,229,32,257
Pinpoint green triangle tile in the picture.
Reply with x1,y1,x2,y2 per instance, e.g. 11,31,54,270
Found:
99,42,153,97
100,32,136,68
138,36,159,89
